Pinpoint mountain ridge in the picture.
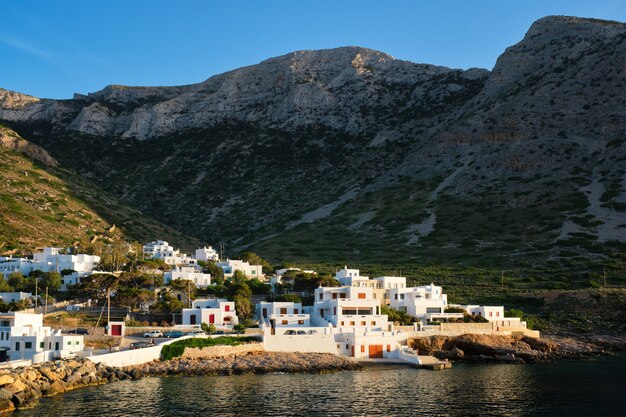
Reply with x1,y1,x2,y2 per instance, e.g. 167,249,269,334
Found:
0,15,624,269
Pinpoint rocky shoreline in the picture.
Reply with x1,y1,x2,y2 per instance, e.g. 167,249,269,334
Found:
123,351,363,378
409,334,626,364
0,358,134,414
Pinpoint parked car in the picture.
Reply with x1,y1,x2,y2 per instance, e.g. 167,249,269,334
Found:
143,330,163,338
214,330,225,335
296,330,307,335
68,328,89,335
284,330,297,335
163,331,184,338
130,341,154,350
307,330,318,335
53,351,77,359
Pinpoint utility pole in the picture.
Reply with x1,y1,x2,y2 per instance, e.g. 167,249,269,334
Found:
34,277,38,311
107,287,111,333
187,280,191,308
45,287,48,315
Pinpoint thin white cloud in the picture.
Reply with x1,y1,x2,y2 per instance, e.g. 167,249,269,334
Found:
0,37,54,60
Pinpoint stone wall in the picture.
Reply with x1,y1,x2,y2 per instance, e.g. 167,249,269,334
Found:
181,343,264,360
263,333,337,354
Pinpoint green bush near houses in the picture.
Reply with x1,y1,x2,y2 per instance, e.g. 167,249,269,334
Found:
160,336,258,360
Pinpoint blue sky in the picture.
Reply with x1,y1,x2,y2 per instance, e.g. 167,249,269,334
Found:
1,0,624,99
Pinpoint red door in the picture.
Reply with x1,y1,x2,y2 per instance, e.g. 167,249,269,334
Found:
209,314,215,324
111,325,122,336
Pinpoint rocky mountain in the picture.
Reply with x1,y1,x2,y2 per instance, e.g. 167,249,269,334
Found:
0,16,624,270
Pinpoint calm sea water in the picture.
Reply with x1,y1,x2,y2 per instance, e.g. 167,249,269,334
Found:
16,356,626,416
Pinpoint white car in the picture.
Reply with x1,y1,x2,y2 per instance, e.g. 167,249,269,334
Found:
143,330,163,338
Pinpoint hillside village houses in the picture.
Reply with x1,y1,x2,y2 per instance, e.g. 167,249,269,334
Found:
0,247,101,291
258,266,536,359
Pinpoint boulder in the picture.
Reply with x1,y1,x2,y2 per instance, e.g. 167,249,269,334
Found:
0,399,15,413
4,379,26,394
43,380,66,397
0,388,12,400
0,375,14,386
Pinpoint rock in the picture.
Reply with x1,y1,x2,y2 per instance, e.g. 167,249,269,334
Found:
0,399,15,413
4,379,26,394
43,380,66,397
39,367,59,381
0,388,12,400
0,375,14,386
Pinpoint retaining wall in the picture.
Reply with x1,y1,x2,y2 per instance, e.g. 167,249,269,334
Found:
181,343,264,360
263,333,337,354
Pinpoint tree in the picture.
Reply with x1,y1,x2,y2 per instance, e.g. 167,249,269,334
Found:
274,293,302,303
201,322,216,335
203,261,224,285
239,252,272,273
40,272,62,293
8,271,24,290
248,278,271,295
0,278,13,292
233,323,246,335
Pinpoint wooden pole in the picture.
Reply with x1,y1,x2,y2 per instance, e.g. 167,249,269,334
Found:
45,287,48,315
107,287,111,332
34,277,38,311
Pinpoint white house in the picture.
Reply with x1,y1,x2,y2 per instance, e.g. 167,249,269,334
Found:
217,259,263,279
0,312,83,363
32,247,100,277
388,283,458,324
0,292,32,303
462,305,505,321
257,301,310,327
195,246,219,262
335,266,369,286
0,257,33,279
181,299,238,327
312,286,389,330
143,240,196,266
164,266,211,288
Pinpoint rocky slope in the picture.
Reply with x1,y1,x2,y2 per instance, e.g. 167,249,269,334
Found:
0,125,199,252
0,16,624,269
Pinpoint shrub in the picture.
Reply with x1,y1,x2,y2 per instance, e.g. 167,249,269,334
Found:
160,336,258,360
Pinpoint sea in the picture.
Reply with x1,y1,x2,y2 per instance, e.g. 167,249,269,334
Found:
15,355,626,416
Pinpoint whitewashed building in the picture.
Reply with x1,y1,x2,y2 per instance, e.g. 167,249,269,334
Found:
181,299,238,327
217,259,263,279
312,286,389,330
462,305,505,321
195,246,219,262
388,283,455,323
0,312,84,363
143,240,196,266
0,257,33,279
0,292,32,303
164,266,211,288
257,301,310,327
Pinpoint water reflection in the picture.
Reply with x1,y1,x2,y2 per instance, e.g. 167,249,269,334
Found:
15,357,626,417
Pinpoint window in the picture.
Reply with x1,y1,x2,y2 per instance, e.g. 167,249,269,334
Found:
340,321,344,326
298,320,304,325
371,321,376,326
345,344,349,349
294,309,298,314
332,293,338,299
361,345,365,353
319,293,323,300
76,341,80,345
251,270,256,274
350,321,355,326
400,294,405,300
223,317,231,322
489,312,493,317
387,345,391,352
426,307,441,314
225,305,230,312
361,321,366,326
25,342,32,349
358,293,366,299
394,294,398,300
67,341,72,346
496,311,500,317
282,320,288,325
40,342,44,349
280,308,287,314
